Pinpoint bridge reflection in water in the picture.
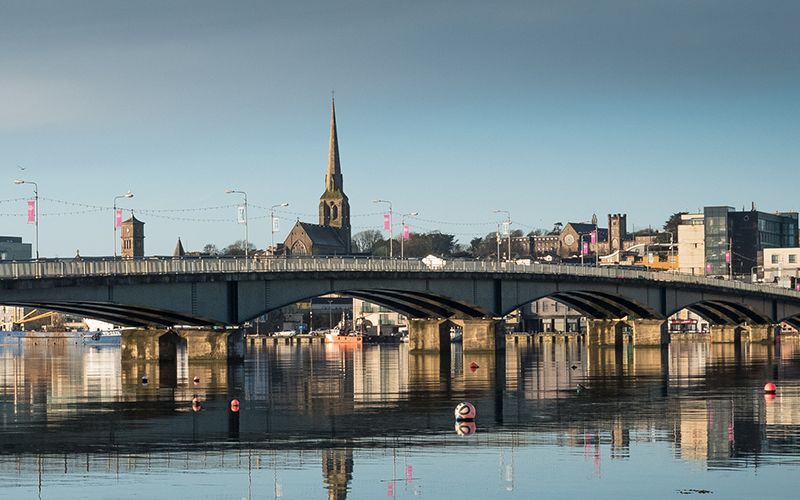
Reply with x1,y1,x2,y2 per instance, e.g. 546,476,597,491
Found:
2,339,800,498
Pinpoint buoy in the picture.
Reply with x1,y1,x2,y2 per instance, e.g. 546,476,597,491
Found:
764,393,776,402
469,361,479,370
230,399,240,412
764,382,777,394
193,376,200,384
454,402,476,421
192,397,200,405
141,376,148,385
455,421,476,436
192,402,202,412
571,365,578,371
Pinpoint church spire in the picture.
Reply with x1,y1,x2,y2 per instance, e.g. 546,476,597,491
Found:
326,94,343,192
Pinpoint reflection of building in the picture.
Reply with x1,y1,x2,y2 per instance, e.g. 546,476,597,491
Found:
282,98,351,256
668,309,709,333
322,448,353,500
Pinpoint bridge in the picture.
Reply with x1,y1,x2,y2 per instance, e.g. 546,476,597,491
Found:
2,257,800,359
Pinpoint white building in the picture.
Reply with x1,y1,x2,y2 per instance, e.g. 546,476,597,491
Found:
760,247,800,289
351,298,406,335
678,213,705,275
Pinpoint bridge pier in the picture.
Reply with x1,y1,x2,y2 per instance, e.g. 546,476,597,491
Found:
586,319,623,347
454,319,505,352
745,324,777,343
710,325,741,343
121,328,244,362
407,319,451,353
631,319,668,346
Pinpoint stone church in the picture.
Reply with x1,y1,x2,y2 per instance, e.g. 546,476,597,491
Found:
282,98,352,256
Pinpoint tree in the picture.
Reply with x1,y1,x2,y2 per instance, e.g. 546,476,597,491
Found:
352,230,385,254
222,240,255,256
202,243,220,256
659,212,687,243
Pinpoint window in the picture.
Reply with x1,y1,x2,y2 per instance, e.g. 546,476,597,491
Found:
790,254,797,264
772,255,779,264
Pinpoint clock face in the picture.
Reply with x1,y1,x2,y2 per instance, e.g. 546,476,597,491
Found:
564,234,575,245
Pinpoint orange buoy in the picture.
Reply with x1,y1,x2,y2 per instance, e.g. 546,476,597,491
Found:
764,382,777,394
455,402,476,421
230,399,240,412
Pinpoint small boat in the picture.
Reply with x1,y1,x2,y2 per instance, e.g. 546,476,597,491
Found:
324,328,363,344
81,330,122,345
273,330,298,338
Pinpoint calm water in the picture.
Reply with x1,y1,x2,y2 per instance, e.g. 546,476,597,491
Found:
2,336,800,499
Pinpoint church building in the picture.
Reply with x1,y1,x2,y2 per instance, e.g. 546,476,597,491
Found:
282,98,352,256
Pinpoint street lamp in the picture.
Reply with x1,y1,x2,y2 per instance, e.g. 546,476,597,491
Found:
270,202,289,251
14,179,38,260
373,199,393,258
494,210,511,262
400,212,418,259
225,189,249,261
113,191,134,258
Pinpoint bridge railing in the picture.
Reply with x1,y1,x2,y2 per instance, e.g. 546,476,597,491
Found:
1,256,798,299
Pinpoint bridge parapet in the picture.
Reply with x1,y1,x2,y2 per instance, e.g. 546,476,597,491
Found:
1,257,798,300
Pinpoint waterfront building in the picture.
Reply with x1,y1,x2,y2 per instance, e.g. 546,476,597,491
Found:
704,206,798,277
351,298,405,335
678,213,705,275
520,297,584,333
121,214,145,258
0,236,32,260
759,247,800,289
282,98,351,256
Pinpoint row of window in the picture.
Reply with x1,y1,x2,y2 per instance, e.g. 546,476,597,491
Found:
771,254,798,264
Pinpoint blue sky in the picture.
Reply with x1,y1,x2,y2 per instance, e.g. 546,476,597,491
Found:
1,0,798,257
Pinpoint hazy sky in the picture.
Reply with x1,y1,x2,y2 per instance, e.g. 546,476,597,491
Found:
1,0,798,257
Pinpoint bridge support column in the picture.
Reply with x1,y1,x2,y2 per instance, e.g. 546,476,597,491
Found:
408,319,450,353
710,325,740,344
631,319,668,346
746,324,777,344
586,319,623,347
121,328,244,362
455,319,505,352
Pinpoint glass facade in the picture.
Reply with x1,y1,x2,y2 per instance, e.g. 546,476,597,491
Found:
704,206,732,276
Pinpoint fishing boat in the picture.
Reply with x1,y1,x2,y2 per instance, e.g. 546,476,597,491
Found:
324,327,363,345
81,330,122,345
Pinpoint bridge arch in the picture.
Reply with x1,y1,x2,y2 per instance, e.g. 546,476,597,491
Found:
667,300,772,326
503,289,663,321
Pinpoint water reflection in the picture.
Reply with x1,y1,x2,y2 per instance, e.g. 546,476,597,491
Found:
1,337,800,497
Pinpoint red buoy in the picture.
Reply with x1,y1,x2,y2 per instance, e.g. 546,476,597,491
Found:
455,402,476,420
764,393,776,402
764,382,777,394
230,399,240,412
469,362,479,373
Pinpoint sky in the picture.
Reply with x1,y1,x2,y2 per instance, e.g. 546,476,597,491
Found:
1,0,798,257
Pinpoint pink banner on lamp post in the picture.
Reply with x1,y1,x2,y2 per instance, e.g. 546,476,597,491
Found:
582,241,589,255
115,209,123,228
26,200,35,224
590,230,597,245
403,224,409,240
706,262,712,274
725,250,731,264
383,213,391,231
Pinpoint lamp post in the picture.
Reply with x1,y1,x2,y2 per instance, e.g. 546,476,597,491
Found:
667,231,675,274
225,189,249,261
373,199,393,258
14,179,38,260
270,202,289,251
113,191,134,258
494,210,511,262
580,233,591,266
400,212,418,259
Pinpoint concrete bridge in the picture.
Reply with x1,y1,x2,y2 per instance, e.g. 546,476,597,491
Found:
2,257,800,358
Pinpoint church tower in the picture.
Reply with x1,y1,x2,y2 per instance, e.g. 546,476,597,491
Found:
319,97,351,252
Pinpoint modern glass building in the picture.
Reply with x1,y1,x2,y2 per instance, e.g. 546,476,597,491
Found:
704,206,799,277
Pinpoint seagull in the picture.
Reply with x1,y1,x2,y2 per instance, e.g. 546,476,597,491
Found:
571,365,578,370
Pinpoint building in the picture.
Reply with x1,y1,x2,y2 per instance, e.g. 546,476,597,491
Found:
520,297,585,333
282,98,351,256
704,206,799,277
121,214,145,258
678,213,705,275
759,247,800,289
0,236,32,261
352,298,405,335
